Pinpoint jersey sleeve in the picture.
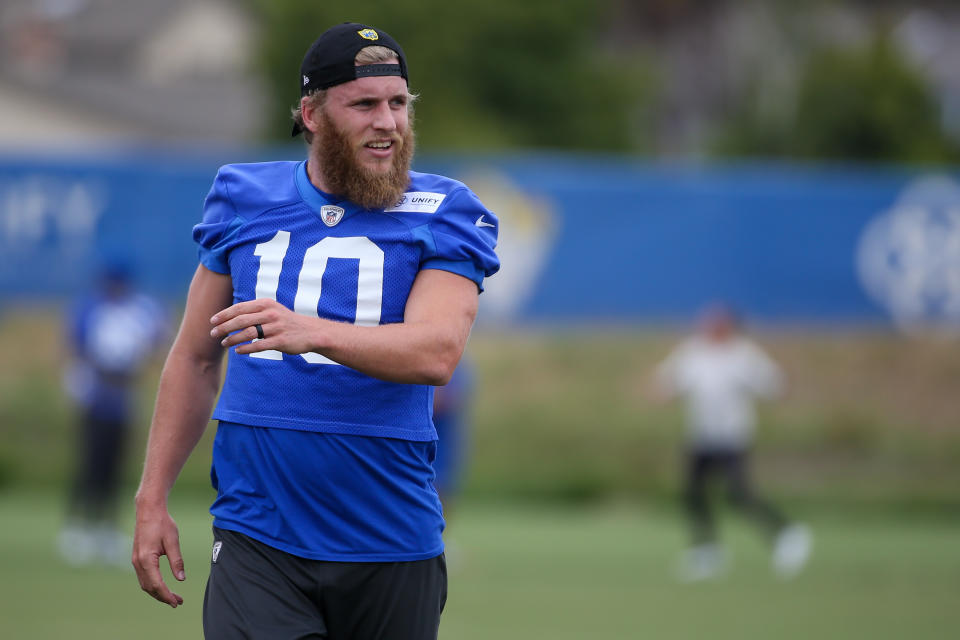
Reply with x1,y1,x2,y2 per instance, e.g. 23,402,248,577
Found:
417,187,500,292
192,167,245,274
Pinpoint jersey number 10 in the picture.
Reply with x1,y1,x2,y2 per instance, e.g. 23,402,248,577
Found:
251,230,385,365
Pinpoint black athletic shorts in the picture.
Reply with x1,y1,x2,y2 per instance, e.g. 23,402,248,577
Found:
203,526,447,640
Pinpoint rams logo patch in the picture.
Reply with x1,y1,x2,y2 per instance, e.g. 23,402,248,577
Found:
357,29,379,41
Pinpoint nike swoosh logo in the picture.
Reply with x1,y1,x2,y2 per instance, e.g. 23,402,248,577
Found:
475,215,495,228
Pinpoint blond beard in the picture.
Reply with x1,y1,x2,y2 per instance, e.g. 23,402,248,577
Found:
311,109,414,209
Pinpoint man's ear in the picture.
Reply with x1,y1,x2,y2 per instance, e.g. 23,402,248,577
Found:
300,96,322,135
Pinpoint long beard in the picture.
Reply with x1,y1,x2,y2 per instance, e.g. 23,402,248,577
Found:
313,111,414,210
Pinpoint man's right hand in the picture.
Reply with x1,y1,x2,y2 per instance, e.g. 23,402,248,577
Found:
130,266,232,609
132,504,186,608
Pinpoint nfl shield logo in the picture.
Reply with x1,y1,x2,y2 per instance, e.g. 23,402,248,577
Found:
321,205,345,227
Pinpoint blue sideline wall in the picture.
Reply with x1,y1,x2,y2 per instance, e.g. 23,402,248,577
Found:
1,149,956,327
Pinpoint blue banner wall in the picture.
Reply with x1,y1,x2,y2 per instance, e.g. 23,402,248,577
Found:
2,150,958,327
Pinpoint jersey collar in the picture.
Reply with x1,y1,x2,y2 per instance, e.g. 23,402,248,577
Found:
295,160,358,222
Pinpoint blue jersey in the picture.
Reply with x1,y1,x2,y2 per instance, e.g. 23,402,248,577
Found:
433,360,474,495
194,160,499,561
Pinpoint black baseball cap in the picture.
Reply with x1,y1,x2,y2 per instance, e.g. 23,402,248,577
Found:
292,22,408,136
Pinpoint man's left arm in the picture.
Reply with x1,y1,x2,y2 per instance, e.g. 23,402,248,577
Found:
210,268,478,386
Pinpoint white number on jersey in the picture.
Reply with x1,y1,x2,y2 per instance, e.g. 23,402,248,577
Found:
251,232,385,365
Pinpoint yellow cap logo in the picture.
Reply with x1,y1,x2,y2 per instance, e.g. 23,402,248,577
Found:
357,29,379,41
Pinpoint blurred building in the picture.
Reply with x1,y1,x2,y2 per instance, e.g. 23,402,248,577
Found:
0,1,958,155
0,0,262,148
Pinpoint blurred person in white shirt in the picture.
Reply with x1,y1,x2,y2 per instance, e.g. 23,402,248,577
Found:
652,303,810,581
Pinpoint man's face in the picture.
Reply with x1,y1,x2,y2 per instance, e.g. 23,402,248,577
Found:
306,71,414,209
322,73,411,173
701,309,736,342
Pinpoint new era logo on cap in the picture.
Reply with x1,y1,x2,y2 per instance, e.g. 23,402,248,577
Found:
303,75,310,87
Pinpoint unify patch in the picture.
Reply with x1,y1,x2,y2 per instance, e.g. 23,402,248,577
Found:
384,192,446,214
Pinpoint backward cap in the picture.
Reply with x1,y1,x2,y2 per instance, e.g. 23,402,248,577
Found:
298,22,408,95
292,22,408,136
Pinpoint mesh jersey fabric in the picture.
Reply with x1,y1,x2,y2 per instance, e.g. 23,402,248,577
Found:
194,160,499,440
193,160,499,560
210,422,445,561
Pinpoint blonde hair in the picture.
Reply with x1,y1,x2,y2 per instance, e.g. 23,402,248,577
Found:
292,46,415,143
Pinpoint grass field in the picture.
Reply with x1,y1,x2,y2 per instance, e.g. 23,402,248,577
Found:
2,310,958,637
1,489,957,639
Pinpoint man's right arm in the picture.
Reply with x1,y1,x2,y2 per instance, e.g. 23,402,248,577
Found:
132,264,233,608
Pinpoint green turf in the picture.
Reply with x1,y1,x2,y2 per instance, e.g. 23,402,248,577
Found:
1,490,957,639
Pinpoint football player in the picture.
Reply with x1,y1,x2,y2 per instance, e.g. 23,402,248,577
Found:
132,22,499,640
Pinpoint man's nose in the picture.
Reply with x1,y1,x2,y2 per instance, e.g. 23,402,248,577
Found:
371,101,397,131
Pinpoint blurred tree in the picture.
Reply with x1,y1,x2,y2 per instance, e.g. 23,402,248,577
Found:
251,0,652,151
715,32,960,164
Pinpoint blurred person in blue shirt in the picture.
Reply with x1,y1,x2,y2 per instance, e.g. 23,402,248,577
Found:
59,260,168,566
432,357,474,515
651,303,811,581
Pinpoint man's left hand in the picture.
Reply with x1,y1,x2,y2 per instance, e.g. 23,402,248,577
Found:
210,298,323,355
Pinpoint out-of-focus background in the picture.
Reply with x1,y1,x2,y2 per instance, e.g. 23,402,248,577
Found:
1,1,958,638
